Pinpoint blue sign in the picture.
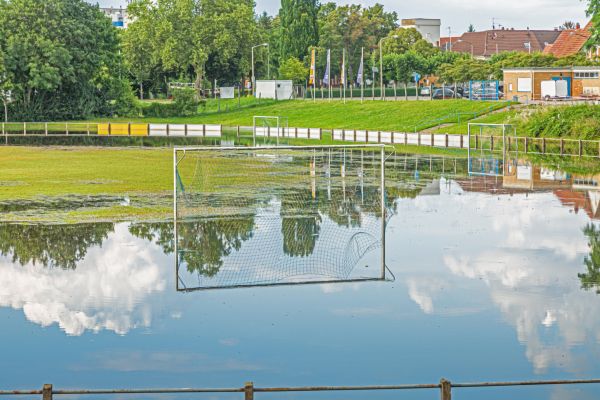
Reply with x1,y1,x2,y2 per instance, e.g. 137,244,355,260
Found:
413,72,421,83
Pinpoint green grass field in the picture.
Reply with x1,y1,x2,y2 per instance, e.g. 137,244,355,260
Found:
100,99,509,132
431,109,520,135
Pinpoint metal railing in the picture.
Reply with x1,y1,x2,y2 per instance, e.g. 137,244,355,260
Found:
471,134,600,158
3,379,600,400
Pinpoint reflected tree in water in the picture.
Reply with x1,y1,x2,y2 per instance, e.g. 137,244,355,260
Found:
129,222,174,254
0,223,114,269
280,190,322,257
580,223,600,294
177,217,255,277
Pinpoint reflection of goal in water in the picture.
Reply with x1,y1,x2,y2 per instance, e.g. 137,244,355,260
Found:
173,145,390,291
467,123,516,177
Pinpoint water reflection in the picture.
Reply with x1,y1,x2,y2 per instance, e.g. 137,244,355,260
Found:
0,224,166,335
2,153,600,387
175,149,389,290
0,223,114,269
581,223,600,294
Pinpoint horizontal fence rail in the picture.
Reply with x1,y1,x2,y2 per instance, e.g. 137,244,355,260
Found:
3,379,600,400
3,121,600,159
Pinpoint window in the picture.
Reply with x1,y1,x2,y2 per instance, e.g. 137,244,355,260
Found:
575,71,600,79
509,83,513,91
517,77,532,92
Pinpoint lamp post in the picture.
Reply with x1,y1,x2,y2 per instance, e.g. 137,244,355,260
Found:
456,39,474,58
379,34,399,100
251,43,269,96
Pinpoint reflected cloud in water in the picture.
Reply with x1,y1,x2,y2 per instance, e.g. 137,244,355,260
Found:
0,224,167,336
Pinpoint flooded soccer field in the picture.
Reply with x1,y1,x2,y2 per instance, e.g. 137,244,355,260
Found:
1,147,600,400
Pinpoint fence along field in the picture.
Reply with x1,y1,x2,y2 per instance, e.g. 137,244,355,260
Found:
4,121,600,158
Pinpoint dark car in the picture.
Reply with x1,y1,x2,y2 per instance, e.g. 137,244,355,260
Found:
432,88,462,99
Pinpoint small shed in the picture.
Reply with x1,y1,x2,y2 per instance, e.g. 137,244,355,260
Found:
503,67,600,101
256,80,294,100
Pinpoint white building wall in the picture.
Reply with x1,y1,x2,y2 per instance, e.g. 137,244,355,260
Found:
401,18,441,46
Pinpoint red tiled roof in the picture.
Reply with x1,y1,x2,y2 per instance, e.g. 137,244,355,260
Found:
439,36,459,50
449,29,561,58
543,22,592,57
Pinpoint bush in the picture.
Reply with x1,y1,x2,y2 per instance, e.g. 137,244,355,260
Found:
112,82,143,118
143,88,202,118
518,105,600,140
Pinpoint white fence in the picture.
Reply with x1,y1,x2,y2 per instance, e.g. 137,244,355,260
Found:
148,124,222,137
254,127,321,140
332,129,468,149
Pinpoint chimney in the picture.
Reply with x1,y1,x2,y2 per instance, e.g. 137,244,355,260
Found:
576,22,581,30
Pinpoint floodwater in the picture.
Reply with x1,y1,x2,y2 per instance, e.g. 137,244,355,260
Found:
1,151,600,400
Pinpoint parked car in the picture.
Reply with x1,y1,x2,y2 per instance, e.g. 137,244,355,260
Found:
432,88,461,99
420,87,431,96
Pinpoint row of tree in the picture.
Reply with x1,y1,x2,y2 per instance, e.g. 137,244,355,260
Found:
1,0,599,121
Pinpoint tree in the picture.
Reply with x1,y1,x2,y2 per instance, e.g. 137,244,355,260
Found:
126,0,257,95
579,223,600,294
437,57,491,83
122,0,159,99
0,223,114,269
317,3,397,83
279,0,320,61
382,28,423,54
0,50,12,122
278,57,308,83
468,24,476,32
560,21,577,30
0,0,126,120
488,51,557,80
585,0,600,50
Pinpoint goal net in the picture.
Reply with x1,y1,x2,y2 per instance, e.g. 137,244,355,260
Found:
253,115,289,146
467,123,516,177
173,145,389,291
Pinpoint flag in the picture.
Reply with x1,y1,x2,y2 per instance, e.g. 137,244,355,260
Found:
308,48,316,85
323,49,331,86
356,52,364,86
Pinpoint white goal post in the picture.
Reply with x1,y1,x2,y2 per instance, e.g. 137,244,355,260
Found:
253,115,289,146
172,145,389,291
467,123,516,177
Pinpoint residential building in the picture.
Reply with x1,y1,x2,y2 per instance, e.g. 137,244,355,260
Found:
543,21,600,59
401,18,441,46
449,28,561,59
439,36,459,51
101,6,130,29
503,66,600,101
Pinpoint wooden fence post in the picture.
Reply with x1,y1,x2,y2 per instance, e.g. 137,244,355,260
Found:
542,138,546,154
579,140,583,157
560,139,564,155
244,382,254,400
440,379,451,400
524,137,528,154
42,384,52,400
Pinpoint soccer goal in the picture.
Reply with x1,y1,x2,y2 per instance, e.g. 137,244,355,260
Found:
467,123,516,177
173,145,390,291
253,115,289,146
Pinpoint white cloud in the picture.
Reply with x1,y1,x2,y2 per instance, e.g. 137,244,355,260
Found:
89,0,587,34
0,224,167,336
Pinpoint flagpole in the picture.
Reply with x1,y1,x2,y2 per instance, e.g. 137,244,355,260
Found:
361,47,364,103
313,49,317,102
342,48,346,104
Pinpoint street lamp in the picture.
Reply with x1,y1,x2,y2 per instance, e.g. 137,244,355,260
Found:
456,39,474,58
252,43,269,96
379,34,399,100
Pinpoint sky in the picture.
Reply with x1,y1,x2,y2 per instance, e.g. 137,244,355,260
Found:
95,0,589,34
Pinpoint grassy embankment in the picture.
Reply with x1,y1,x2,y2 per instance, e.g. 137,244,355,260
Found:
99,98,509,132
